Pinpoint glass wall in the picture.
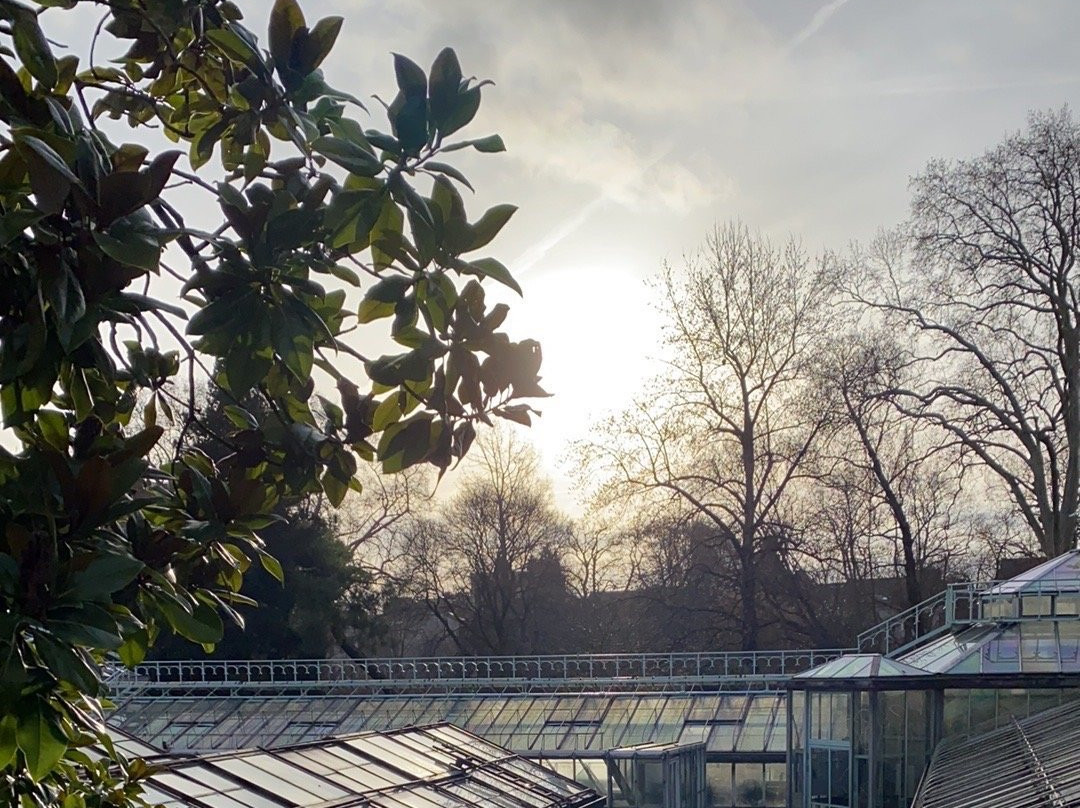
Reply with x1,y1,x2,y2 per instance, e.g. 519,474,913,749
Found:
537,745,706,808
606,748,706,808
705,762,784,808
806,692,851,808
792,689,934,808
942,687,1080,737
878,690,929,808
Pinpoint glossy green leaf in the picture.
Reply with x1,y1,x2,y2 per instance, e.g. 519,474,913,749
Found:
470,134,506,153
0,715,16,769
16,135,79,184
469,204,516,251
36,409,67,452
34,634,98,692
64,553,144,602
257,548,285,583
161,600,224,644
423,161,474,191
223,404,259,429
321,468,348,506
438,85,481,138
206,27,261,69
16,705,67,781
11,10,57,88
93,221,161,271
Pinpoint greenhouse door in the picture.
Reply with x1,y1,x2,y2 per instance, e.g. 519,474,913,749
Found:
808,740,851,808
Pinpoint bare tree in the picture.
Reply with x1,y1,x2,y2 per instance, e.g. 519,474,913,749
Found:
399,429,573,654
564,497,634,599
581,222,838,650
851,109,1080,557
338,463,432,586
810,332,968,607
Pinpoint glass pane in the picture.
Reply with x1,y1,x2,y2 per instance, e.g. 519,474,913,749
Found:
829,694,850,742
790,691,805,751
706,763,732,808
810,749,829,806
734,763,765,807
764,763,786,808
707,723,737,752
829,749,850,806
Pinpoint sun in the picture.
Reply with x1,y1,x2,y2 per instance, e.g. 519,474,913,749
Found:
495,263,664,500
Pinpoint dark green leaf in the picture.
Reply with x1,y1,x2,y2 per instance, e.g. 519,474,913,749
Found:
428,48,463,133
64,552,144,602
206,27,260,69
297,16,343,73
223,404,259,429
439,85,481,138
423,161,474,191
321,469,348,506
312,135,382,177
33,634,98,692
269,0,306,70
367,351,430,386
378,414,434,472
462,257,522,295
92,223,161,271
471,134,506,153
443,134,506,153
11,10,57,88
392,53,427,97
186,291,250,336
16,135,79,184
36,409,67,452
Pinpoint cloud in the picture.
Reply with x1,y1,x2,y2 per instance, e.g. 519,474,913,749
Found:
512,144,695,277
790,0,855,47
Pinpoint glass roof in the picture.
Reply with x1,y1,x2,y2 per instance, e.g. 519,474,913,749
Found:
898,620,1080,674
793,653,927,680
912,697,1080,808
110,692,788,758
986,550,1080,594
143,723,604,808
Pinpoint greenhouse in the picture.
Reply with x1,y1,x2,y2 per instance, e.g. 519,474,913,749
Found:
787,551,1080,808
107,551,1080,808
136,723,603,808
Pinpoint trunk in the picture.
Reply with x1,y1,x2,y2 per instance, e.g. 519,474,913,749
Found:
739,554,759,651
846,392,924,608
1058,320,1080,558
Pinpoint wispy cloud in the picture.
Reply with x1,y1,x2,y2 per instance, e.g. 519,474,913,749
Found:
790,0,853,47
513,145,676,276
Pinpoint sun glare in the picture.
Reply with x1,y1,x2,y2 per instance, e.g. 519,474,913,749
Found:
505,264,664,498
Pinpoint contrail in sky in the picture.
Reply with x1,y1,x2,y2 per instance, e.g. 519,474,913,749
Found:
514,145,674,277
790,0,853,47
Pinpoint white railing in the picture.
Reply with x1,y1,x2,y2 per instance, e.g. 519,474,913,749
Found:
107,649,854,696
857,578,1080,656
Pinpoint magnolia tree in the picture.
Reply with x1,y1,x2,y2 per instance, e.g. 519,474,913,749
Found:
0,0,545,802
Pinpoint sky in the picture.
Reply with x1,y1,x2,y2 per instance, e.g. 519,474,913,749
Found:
37,0,1080,510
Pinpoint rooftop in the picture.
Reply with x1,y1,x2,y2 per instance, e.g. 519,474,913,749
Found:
139,723,603,808
913,697,1080,808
